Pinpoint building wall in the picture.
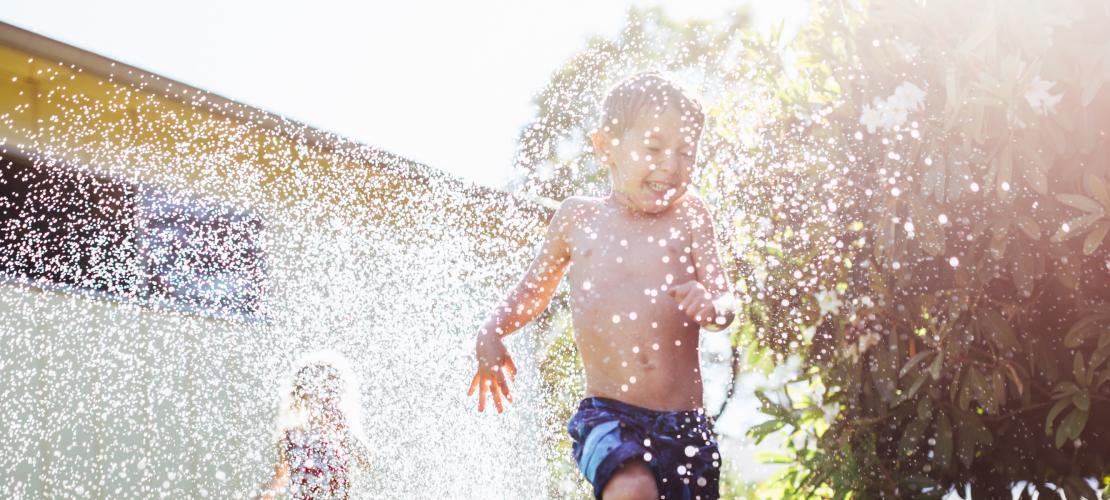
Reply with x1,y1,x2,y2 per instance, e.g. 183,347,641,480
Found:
0,23,556,498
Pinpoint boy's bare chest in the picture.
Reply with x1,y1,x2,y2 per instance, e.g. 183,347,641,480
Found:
567,212,696,285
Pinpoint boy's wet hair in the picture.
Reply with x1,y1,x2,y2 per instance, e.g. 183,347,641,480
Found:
598,72,705,137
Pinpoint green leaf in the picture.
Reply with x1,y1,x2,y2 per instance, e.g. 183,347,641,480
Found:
1057,193,1105,214
955,411,990,468
1045,398,1071,434
1090,342,1110,372
992,370,1008,407
1012,248,1039,297
749,419,787,443
1052,212,1105,242
1064,310,1110,348
900,350,935,378
1072,391,1090,412
928,349,945,380
1055,409,1089,448
917,397,934,421
980,309,1020,352
958,369,973,411
1074,351,1087,386
1020,157,1049,195
1015,216,1041,240
755,390,793,421
967,367,996,413
1083,222,1109,255
1054,381,1081,396
899,415,930,457
902,373,929,402
995,145,1013,200
934,412,953,471
989,226,1009,259
1085,174,1110,209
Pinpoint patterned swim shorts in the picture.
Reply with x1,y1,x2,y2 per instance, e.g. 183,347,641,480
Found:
567,397,720,500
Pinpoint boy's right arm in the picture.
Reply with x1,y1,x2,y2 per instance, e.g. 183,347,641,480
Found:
467,199,576,413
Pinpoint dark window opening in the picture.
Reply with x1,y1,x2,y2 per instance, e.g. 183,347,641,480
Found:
142,192,265,316
0,154,266,318
0,156,141,295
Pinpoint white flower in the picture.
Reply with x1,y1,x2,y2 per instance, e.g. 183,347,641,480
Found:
860,100,883,134
1025,75,1063,115
843,343,859,362
857,331,881,355
815,289,843,317
801,325,816,342
879,104,909,131
858,82,925,133
892,82,926,111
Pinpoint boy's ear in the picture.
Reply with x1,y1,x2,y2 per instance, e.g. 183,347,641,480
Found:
590,129,612,167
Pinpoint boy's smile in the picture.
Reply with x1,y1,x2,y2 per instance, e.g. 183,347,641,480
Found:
593,104,702,215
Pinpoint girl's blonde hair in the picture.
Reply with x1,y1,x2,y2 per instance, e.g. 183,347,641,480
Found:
276,350,366,441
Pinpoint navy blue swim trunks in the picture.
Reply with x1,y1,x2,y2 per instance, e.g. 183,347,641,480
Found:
567,397,720,500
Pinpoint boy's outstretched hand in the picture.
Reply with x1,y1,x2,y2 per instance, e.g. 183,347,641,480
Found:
467,333,517,413
667,280,730,329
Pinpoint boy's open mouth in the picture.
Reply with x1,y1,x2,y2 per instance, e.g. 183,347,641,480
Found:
646,180,677,198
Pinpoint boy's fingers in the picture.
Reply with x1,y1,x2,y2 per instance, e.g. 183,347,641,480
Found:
680,292,699,313
695,304,715,323
478,379,488,412
505,358,517,380
667,282,690,300
496,371,512,403
467,373,479,396
491,380,505,413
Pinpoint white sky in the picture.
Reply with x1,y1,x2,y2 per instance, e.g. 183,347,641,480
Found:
3,0,806,188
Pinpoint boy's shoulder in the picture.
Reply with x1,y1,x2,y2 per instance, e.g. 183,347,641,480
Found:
557,195,604,210
675,192,714,220
552,195,604,222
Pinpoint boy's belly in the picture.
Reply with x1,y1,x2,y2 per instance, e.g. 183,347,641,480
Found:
567,274,706,411
572,322,705,412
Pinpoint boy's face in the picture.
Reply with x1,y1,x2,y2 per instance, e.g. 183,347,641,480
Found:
593,104,701,215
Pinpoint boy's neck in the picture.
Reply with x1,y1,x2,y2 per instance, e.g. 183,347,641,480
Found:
605,191,677,218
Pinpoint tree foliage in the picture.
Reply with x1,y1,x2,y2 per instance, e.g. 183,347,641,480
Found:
722,0,1110,498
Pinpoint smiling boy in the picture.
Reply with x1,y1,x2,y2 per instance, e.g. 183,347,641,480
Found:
468,73,735,500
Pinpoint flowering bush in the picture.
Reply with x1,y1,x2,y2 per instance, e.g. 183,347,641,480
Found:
711,0,1110,497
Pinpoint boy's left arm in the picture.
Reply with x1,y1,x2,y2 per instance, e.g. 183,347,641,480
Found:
668,195,737,331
